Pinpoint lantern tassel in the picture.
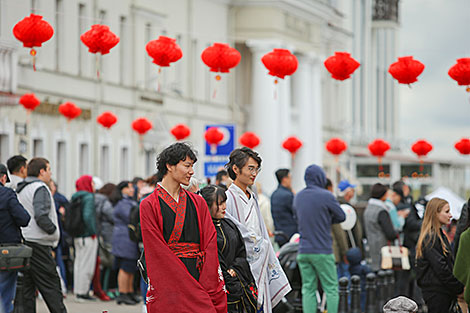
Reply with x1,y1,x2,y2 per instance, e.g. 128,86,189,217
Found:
95,54,100,79
210,144,217,155
273,78,279,100
157,67,162,92
30,49,37,71
377,156,384,177
212,74,221,99
26,110,31,126
419,158,424,172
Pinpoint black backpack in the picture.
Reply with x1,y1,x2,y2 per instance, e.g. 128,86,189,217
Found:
128,205,142,242
64,196,85,237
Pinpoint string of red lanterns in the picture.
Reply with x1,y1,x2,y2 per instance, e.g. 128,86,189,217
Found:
388,56,425,86
239,132,260,149
205,127,224,154
368,139,391,176
97,111,118,129
324,52,360,81
171,124,191,141
59,102,81,121
19,93,40,112
282,136,303,159
411,139,433,172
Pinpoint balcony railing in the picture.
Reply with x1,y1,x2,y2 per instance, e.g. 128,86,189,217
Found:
373,0,399,22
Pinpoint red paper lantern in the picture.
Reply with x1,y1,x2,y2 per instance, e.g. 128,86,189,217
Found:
201,43,241,75
97,111,117,129
324,52,360,81
411,140,433,157
239,132,260,149
59,102,81,121
388,56,425,85
448,58,470,91
368,139,391,157
80,24,119,55
132,118,153,135
146,36,183,67
205,127,224,154
19,93,40,111
171,124,191,140
282,136,303,155
13,14,54,71
455,138,470,155
326,138,347,156
261,49,298,80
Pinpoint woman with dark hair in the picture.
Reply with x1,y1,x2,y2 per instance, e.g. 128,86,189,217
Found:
199,185,258,313
416,198,464,313
111,181,139,305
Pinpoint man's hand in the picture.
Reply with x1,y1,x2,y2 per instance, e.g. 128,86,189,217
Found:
227,269,237,277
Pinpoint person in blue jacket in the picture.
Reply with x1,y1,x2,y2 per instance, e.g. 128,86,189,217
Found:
294,164,346,313
0,163,31,313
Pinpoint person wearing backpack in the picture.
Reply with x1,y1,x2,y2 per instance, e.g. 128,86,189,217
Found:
111,181,139,305
71,175,98,302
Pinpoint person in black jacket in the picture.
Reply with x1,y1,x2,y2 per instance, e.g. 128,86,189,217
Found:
416,198,464,313
271,168,296,247
0,164,31,313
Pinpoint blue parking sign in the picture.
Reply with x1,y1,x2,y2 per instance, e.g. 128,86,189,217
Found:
204,162,227,177
205,125,235,156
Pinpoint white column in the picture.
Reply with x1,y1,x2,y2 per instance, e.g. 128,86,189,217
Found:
246,40,290,195
291,54,323,191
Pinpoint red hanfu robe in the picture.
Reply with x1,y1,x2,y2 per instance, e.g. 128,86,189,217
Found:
140,185,227,313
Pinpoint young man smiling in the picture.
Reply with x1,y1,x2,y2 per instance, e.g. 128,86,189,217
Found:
139,142,226,313
225,147,291,313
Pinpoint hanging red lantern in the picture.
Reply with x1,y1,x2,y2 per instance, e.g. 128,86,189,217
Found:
324,52,360,81
388,56,425,85
326,138,348,156
19,93,40,112
146,36,183,67
170,124,191,140
97,111,117,129
282,136,303,158
239,132,260,149
13,14,54,71
455,138,470,155
205,127,224,154
132,118,153,135
59,102,81,121
262,49,298,81
201,43,241,76
448,58,470,92
411,139,433,172
368,139,391,175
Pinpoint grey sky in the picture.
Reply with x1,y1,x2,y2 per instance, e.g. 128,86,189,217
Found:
399,0,470,159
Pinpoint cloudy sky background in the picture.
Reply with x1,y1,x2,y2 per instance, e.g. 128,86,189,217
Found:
399,0,470,160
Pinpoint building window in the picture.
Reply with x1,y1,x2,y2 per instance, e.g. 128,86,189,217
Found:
33,139,43,157
79,143,89,175
56,141,66,193
100,145,109,182
0,134,9,163
120,147,128,180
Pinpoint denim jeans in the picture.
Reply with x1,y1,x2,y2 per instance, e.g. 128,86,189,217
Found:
0,271,17,313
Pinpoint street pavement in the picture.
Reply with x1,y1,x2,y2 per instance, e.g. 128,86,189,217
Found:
36,295,145,313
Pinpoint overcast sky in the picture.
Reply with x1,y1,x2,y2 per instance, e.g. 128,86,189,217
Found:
399,0,470,159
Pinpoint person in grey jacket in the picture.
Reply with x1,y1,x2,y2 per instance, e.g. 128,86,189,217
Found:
363,183,398,272
16,157,67,313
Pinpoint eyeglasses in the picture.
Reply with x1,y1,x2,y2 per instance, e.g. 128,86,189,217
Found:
247,166,261,175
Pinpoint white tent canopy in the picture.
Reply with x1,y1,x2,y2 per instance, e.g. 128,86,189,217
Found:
425,187,466,220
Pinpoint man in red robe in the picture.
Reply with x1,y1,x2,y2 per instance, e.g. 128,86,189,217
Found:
140,143,227,313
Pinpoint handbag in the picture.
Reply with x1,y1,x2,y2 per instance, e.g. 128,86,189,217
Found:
449,299,463,313
98,237,114,268
0,243,33,271
380,236,410,270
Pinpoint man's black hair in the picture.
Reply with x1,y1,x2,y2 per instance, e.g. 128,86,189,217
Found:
110,180,131,206
132,177,144,185
392,180,405,200
156,142,197,181
275,168,290,184
7,155,27,174
215,170,228,182
325,178,333,190
370,183,389,199
225,147,262,180
199,185,227,215
27,157,49,177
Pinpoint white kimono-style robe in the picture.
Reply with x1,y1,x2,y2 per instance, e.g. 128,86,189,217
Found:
226,183,291,312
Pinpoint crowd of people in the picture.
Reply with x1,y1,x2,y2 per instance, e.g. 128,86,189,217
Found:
0,142,469,313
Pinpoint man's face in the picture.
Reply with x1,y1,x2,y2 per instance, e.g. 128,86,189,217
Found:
168,156,195,186
234,157,260,187
0,174,6,185
122,183,135,197
402,184,410,197
391,191,401,205
136,180,145,190
39,164,52,184
345,188,355,200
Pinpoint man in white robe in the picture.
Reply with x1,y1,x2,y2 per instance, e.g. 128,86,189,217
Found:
225,147,291,312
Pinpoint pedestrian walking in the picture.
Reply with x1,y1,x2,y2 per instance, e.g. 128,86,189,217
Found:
225,147,291,312
16,157,67,313
139,142,227,313
454,227,470,310
111,181,140,305
5,155,27,190
416,198,464,313
72,175,99,302
0,164,31,313
200,185,258,313
270,168,296,247
294,164,346,313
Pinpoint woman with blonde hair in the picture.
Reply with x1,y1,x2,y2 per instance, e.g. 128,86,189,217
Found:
415,198,464,313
